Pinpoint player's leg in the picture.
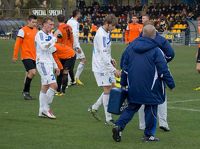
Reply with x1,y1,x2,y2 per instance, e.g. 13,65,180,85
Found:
158,98,170,131
102,85,114,125
91,92,104,110
88,92,103,121
56,69,63,93
138,105,146,130
38,85,49,117
68,55,76,86
88,72,104,121
113,103,141,142
56,59,65,94
37,62,57,119
44,64,58,118
61,69,69,94
42,82,57,119
22,59,36,100
75,48,86,85
143,105,159,142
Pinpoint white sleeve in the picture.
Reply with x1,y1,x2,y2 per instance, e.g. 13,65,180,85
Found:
73,22,81,49
17,29,24,38
98,35,116,73
67,20,80,49
35,32,57,51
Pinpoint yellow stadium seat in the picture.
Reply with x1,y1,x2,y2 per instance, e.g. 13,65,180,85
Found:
171,30,177,33
165,34,174,40
173,24,179,29
111,29,117,33
88,33,92,38
79,33,84,37
111,33,115,38
195,37,200,42
118,33,123,38
116,29,121,33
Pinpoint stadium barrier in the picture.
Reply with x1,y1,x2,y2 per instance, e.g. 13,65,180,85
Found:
79,30,199,46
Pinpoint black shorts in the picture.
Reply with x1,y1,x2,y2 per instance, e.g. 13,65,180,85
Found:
22,59,36,72
60,55,76,71
197,48,200,63
91,31,96,36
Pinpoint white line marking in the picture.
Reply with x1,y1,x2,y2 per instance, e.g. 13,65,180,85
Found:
168,99,200,104
168,106,200,112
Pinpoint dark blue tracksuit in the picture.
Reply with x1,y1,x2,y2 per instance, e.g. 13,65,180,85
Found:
116,37,175,137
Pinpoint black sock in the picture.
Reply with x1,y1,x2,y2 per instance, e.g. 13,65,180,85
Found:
69,69,75,82
23,77,32,92
57,72,63,92
62,74,68,93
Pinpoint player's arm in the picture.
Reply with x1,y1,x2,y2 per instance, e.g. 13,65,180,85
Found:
12,29,24,62
72,22,81,50
154,48,175,90
98,35,116,73
125,25,129,44
52,52,63,70
50,53,60,76
120,48,129,87
157,34,175,62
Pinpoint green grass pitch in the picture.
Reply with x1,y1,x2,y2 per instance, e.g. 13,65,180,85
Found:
0,39,200,149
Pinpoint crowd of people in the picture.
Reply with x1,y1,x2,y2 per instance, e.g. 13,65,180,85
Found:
78,2,199,34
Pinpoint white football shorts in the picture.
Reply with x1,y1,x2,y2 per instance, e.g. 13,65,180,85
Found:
76,47,85,59
94,72,116,87
36,62,56,85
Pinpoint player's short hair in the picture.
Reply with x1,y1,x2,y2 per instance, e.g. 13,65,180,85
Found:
142,14,150,19
103,14,118,26
132,15,138,18
28,15,37,20
57,14,65,23
72,9,80,17
42,17,54,25
143,20,155,26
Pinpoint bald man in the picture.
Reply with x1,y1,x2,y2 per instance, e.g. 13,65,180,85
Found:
112,25,175,142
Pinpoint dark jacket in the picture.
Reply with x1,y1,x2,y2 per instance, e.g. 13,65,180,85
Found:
120,37,175,105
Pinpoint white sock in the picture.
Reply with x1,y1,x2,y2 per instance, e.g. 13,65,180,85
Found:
103,93,112,122
68,73,71,85
39,91,48,113
92,92,103,110
138,105,145,130
46,87,56,105
75,62,85,79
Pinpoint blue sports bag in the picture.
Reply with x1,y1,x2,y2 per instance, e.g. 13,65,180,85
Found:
108,88,128,115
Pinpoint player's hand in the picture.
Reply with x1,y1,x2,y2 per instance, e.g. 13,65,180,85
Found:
76,48,82,54
55,68,60,76
111,59,117,67
45,43,51,48
53,30,59,38
114,69,121,78
12,58,17,63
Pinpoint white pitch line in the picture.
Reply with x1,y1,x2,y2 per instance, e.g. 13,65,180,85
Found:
168,99,200,104
168,106,200,112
